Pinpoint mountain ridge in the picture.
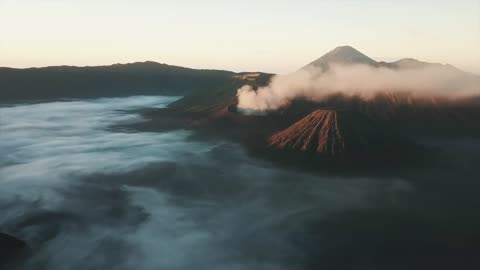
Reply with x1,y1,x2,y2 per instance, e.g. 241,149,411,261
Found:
0,61,234,73
303,45,477,77
0,61,274,102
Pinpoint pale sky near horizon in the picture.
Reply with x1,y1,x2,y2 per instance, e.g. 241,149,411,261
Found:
1,0,479,74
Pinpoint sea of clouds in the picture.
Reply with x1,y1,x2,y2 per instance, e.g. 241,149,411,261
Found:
0,96,436,270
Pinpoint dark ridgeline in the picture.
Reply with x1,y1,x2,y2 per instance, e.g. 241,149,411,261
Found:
0,61,236,102
0,233,27,267
1,45,476,104
303,45,473,75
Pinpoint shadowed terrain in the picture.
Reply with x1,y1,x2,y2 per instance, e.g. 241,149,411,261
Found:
0,62,271,103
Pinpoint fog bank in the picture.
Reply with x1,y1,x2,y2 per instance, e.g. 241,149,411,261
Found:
237,64,480,111
1,96,416,270
2,96,480,270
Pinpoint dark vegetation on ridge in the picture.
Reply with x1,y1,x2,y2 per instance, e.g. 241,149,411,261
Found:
0,61,265,102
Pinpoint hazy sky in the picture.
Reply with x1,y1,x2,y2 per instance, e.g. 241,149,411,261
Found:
1,0,479,73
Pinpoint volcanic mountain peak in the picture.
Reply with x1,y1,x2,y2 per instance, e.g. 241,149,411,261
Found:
268,108,420,159
304,46,377,70
268,109,346,156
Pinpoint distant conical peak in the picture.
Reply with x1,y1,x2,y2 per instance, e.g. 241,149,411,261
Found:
329,45,364,55
305,45,377,69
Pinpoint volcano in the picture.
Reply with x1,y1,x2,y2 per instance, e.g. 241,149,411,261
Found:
303,45,377,70
268,109,421,161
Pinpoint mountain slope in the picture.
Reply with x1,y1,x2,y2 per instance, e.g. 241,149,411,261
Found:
268,109,420,160
268,110,345,155
303,45,479,80
0,233,26,266
304,46,377,70
169,72,273,113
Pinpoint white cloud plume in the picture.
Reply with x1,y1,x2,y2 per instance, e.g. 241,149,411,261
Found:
237,64,480,111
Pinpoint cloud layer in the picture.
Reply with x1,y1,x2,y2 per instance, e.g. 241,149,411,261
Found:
0,96,414,270
237,64,480,112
